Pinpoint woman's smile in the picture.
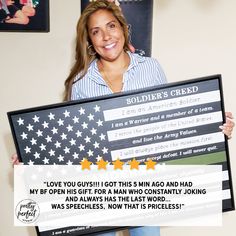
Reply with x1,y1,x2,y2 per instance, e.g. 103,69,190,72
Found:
104,42,116,49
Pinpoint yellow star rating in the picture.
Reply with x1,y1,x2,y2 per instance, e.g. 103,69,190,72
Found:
80,158,157,171
128,158,140,170
145,159,156,170
96,158,109,170
80,158,92,170
112,159,124,170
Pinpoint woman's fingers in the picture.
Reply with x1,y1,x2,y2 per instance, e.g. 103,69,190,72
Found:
11,153,22,166
219,112,234,139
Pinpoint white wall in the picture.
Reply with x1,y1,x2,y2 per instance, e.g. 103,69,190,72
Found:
155,0,236,235
0,0,235,236
1,1,80,236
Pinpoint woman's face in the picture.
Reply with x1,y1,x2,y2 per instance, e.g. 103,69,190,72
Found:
87,9,125,62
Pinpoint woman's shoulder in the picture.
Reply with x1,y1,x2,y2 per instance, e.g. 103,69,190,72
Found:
128,52,167,83
129,51,161,63
73,60,97,84
129,52,163,70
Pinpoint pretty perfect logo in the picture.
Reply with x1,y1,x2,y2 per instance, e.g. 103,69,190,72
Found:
15,199,40,224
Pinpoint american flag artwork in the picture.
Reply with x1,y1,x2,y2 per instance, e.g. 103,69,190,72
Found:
8,76,228,165
9,101,112,165
7,75,235,212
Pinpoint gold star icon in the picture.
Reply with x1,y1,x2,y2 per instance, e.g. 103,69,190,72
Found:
145,159,156,170
128,158,140,170
112,158,124,170
80,158,92,170
96,158,108,170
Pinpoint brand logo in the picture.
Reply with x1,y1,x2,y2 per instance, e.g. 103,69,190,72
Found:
15,199,40,224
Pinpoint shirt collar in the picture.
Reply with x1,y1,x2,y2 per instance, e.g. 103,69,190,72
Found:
127,51,145,71
87,51,146,84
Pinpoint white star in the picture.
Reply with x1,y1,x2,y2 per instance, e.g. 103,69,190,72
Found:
45,135,52,143
26,124,34,131
17,118,24,125
84,136,91,143
93,141,100,149
24,146,31,153
76,130,82,137
28,160,34,165
72,152,79,159
36,130,43,137
42,121,49,129
32,115,40,123
87,149,94,157
69,138,76,146
48,113,55,120
102,147,108,154
57,119,64,126
90,127,97,135
33,152,40,159
78,144,85,151
87,113,94,121
63,110,70,117
54,141,61,148
43,157,49,164
78,107,85,115
96,119,103,127
66,124,73,132
61,133,67,140
73,116,79,123
51,127,58,134
21,132,28,140
64,146,70,154
66,160,73,165
30,138,37,145
39,143,46,151
58,155,64,162
48,149,55,156
81,122,88,129
99,133,106,140
94,105,100,112
96,155,103,161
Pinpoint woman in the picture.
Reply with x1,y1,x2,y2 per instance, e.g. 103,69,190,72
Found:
62,1,234,236
64,0,167,101
12,0,234,235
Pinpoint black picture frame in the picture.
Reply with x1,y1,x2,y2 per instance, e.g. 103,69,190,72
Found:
0,0,49,32
8,75,235,235
35,226,133,236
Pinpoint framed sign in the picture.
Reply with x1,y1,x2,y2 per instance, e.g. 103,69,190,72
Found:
8,75,235,235
35,226,130,236
0,0,49,32
81,0,153,56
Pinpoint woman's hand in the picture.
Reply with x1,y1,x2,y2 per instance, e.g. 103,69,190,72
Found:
220,112,234,139
11,153,21,166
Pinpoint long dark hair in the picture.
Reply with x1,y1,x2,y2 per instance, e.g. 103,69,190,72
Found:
64,0,130,101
